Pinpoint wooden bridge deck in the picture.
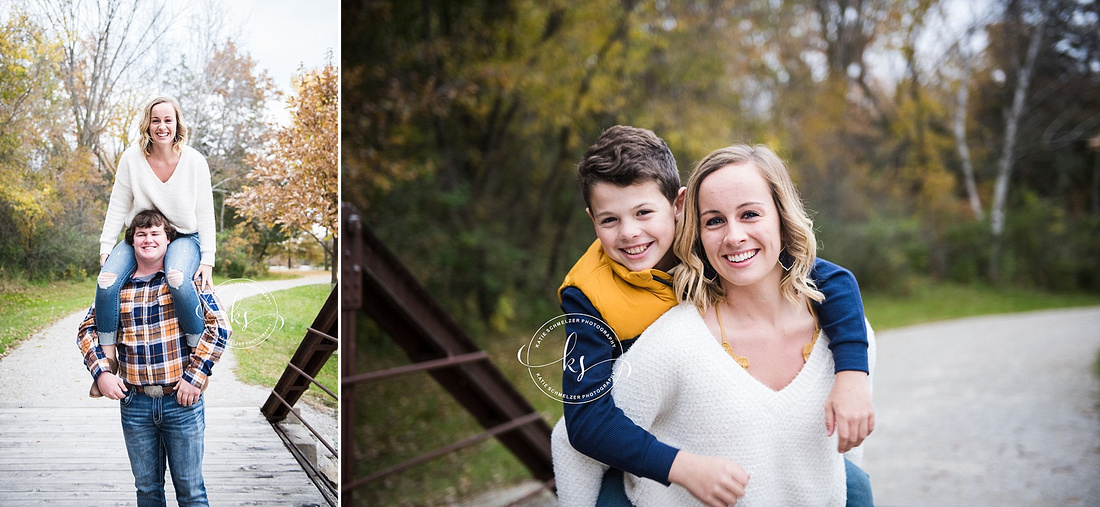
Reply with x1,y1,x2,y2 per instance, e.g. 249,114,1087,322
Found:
0,405,327,506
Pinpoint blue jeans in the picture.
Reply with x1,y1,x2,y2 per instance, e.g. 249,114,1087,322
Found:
120,390,208,507
596,459,873,506
97,233,204,345
845,458,874,507
597,468,633,506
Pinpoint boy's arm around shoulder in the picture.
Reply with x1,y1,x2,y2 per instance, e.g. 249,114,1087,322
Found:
182,283,230,389
812,258,869,373
812,258,875,452
559,286,680,486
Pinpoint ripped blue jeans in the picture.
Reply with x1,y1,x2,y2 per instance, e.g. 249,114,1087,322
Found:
96,232,204,346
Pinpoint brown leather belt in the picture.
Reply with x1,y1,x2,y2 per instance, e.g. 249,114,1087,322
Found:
127,383,177,398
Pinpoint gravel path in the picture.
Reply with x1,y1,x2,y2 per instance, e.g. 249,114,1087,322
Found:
0,274,336,439
862,306,1100,506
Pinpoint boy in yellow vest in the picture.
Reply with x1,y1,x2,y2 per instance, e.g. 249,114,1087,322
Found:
557,125,874,506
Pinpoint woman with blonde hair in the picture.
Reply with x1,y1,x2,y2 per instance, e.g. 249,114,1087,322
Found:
554,144,874,505
91,96,217,396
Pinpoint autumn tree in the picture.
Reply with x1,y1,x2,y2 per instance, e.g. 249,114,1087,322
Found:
166,39,281,230
0,8,104,276
227,62,338,283
35,0,176,172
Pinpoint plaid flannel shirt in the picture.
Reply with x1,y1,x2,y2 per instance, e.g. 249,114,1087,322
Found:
78,271,230,388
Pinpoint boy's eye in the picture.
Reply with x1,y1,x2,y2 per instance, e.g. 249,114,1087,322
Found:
637,209,653,217
600,217,618,225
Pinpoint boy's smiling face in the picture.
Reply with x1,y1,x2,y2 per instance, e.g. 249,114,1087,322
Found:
587,180,685,272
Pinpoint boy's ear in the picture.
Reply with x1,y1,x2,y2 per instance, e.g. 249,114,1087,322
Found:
586,207,594,223
673,187,687,219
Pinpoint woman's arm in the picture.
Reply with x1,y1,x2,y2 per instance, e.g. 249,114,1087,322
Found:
192,150,217,269
100,151,135,257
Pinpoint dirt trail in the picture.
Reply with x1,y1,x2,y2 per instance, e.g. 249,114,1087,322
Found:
862,306,1100,506
0,274,333,417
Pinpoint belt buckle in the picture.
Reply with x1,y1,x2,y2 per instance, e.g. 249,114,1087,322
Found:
143,385,164,398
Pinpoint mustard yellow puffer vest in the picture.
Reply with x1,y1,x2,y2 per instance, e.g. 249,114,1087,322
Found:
559,240,678,341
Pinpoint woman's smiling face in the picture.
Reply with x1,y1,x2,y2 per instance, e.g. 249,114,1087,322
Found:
697,161,783,288
148,102,177,147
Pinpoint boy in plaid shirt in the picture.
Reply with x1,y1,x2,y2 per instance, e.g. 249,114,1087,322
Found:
78,208,230,506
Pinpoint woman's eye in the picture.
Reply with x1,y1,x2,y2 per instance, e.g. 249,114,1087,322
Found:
704,217,724,227
741,210,761,220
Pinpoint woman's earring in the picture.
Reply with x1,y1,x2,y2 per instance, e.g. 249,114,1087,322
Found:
779,249,794,271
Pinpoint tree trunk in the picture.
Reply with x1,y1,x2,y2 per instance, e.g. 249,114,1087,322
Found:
1091,136,1100,216
989,11,1045,281
954,28,983,221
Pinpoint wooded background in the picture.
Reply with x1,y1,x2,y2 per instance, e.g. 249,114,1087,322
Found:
343,0,1100,335
0,0,338,284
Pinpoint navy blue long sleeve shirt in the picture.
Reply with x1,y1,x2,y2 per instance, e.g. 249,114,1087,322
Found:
560,257,868,485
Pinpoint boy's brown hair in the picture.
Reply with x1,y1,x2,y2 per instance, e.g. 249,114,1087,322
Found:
577,125,680,209
125,209,178,245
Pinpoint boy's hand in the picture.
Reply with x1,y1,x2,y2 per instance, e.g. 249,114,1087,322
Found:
668,451,749,507
176,380,202,407
825,370,874,453
96,372,128,400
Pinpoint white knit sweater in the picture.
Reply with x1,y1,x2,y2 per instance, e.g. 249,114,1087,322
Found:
552,303,876,506
99,144,217,266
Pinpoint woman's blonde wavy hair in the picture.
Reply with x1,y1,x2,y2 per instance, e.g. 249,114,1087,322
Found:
673,144,823,313
138,96,188,155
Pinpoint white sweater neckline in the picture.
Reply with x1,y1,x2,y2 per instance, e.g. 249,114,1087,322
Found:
682,304,832,402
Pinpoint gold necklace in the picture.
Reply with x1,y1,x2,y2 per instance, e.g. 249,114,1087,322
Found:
716,301,821,371
715,303,750,369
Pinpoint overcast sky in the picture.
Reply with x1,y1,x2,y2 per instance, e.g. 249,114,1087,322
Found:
224,0,340,95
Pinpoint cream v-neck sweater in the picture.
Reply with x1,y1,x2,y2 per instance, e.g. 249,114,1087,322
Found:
99,144,217,266
552,303,875,506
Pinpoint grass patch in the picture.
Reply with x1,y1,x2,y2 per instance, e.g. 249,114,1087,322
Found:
862,281,1100,331
0,277,97,357
0,272,311,358
231,283,337,408
349,321,561,506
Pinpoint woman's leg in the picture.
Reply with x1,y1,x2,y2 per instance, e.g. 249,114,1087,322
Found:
845,458,874,507
596,468,634,506
164,233,204,346
95,241,137,347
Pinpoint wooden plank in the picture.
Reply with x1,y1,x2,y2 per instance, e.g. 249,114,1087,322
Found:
0,406,327,506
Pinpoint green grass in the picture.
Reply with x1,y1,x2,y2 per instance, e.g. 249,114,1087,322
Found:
231,283,338,409
0,277,97,357
349,321,561,506
352,281,1100,505
862,281,1100,331
0,272,312,358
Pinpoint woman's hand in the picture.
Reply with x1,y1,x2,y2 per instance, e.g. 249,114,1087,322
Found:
100,253,109,266
669,451,749,507
825,370,875,453
195,264,214,291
